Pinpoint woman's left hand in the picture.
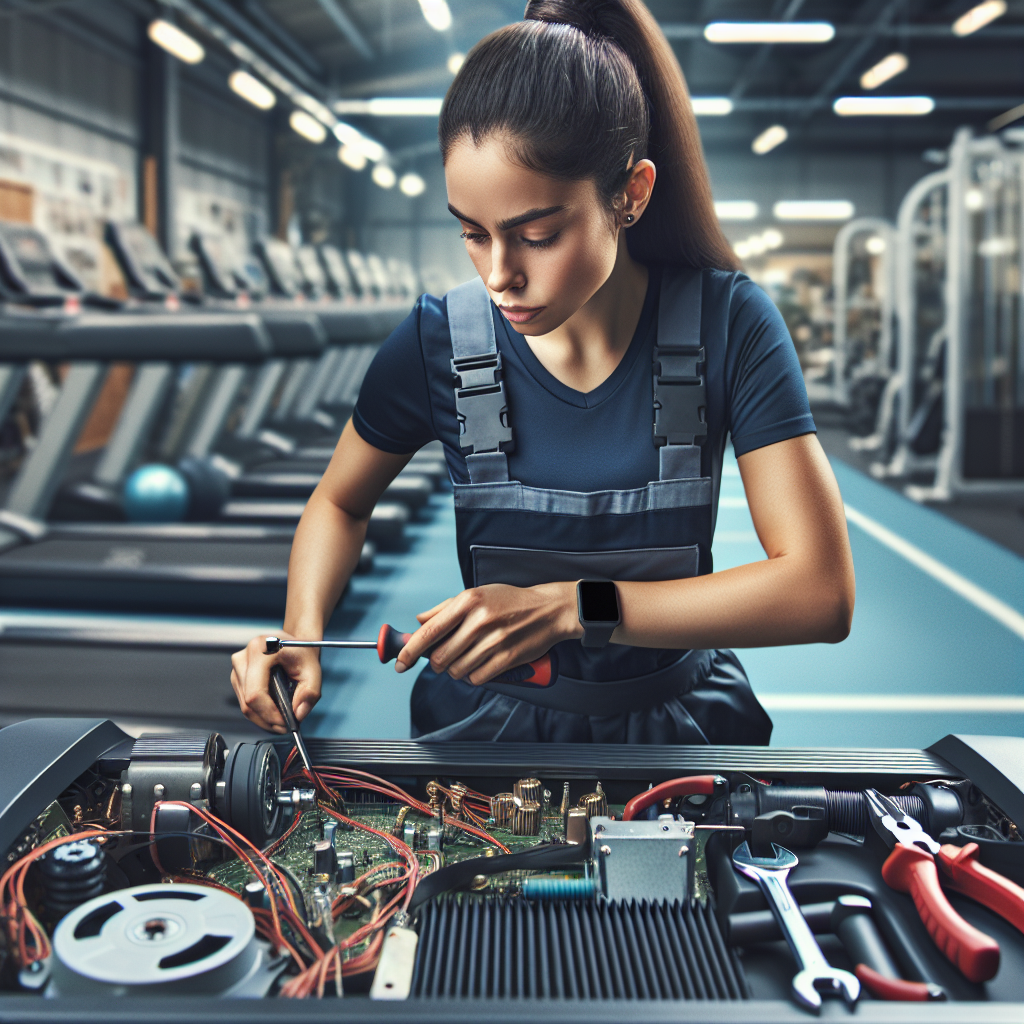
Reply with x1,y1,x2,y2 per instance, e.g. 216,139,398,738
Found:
396,582,583,685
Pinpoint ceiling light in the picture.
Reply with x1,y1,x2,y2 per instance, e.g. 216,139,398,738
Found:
399,172,426,197
964,187,985,211
715,200,759,221
860,52,908,90
834,96,934,116
752,124,788,155
332,121,385,162
691,97,734,116
448,52,465,75
865,236,887,255
229,70,275,110
734,241,752,259
147,19,205,64
334,98,443,117
290,110,327,144
418,0,452,32
372,164,397,189
762,228,784,249
338,144,367,171
952,1,1007,37
774,200,855,221
704,22,835,44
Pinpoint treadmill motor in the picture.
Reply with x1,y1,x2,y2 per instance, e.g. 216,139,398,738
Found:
2,721,1022,1011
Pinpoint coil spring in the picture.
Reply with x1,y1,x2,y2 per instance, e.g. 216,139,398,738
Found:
826,791,924,835
521,877,596,900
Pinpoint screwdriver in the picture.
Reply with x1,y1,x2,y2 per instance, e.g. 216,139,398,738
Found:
265,623,557,688
268,664,314,776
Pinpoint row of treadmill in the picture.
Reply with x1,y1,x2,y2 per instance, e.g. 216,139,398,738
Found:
0,217,442,734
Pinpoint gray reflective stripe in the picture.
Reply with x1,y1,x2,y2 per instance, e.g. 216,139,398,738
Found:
454,477,711,514
471,544,699,588
446,277,495,360
657,267,702,348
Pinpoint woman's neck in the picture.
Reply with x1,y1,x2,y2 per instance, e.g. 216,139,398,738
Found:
524,236,649,394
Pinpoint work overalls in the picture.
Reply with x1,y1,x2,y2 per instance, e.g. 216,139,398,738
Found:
410,268,772,745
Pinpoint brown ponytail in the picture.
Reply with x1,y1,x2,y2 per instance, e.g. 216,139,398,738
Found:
439,0,738,272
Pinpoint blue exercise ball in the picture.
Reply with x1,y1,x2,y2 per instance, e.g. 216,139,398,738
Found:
123,464,190,522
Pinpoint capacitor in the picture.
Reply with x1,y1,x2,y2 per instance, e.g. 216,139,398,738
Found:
578,791,608,819
324,820,338,849
313,839,336,877
511,799,541,836
513,778,542,805
337,850,355,884
38,840,107,923
243,880,267,909
565,807,589,846
490,793,515,828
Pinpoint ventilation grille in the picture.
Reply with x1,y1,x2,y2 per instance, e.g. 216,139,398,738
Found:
130,734,209,761
411,896,749,1000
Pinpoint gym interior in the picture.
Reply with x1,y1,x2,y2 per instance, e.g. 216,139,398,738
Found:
0,0,1021,1016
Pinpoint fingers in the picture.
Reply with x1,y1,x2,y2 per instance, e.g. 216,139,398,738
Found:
396,592,472,670
229,635,323,733
415,594,456,624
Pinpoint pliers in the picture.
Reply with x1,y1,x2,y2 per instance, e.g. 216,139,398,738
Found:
864,788,1024,983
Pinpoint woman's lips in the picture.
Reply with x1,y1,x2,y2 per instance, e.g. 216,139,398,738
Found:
499,305,544,324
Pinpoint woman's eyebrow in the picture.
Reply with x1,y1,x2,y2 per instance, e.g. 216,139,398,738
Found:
447,203,566,231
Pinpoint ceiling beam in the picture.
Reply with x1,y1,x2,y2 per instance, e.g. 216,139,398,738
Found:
242,0,324,78
315,0,374,62
730,0,805,103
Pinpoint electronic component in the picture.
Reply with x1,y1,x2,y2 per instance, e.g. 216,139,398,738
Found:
337,850,355,884
47,884,285,997
490,793,514,827
38,839,106,923
276,787,316,811
566,807,589,845
513,778,541,805
313,839,336,877
592,815,696,903
511,800,540,836
579,790,608,819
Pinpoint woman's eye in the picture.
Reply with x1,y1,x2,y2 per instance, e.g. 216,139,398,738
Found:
460,231,488,245
522,232,559,250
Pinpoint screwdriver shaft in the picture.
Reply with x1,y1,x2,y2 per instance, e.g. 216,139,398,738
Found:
274,640,377,649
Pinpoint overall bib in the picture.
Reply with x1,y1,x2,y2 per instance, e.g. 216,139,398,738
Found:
410,268,772,745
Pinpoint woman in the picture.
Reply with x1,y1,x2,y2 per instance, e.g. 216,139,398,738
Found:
231,0,854,745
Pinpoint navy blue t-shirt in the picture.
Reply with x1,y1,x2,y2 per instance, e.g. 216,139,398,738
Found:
353,268,814,497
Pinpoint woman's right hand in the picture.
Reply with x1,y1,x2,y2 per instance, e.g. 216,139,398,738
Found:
230,632,323,733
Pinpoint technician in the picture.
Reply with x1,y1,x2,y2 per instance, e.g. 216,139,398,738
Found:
231,0,855,745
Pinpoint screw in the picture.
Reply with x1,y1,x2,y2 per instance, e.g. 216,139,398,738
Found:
678,845,690,857
599,845,611,856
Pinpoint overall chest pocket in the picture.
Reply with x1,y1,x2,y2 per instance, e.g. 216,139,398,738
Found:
471,544,700,588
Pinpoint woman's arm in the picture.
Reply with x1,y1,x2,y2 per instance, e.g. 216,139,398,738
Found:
230,420,413,731
399,433,854,683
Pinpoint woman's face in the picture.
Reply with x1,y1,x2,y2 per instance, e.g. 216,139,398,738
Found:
444,134,631,335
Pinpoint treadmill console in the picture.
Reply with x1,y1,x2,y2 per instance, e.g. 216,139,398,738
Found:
254,238,305,299
0,222,84,305
344,249,378,299
1,718,1022,1019
103,221,181,301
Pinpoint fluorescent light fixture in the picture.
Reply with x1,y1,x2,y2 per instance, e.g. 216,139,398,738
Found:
865,235,887,255
691,97,734,116
148,19,205,64
228,70,275,110
834,96,934,116
289,110,328,144
860,52,908,90
399,172,426,197
762,228,784,250
338,144,367,171
372,164,397,189
334,98,443,117
977,236,1017,257
952,1,1006,37
704,22,835,44
715,200,759,221
332,121,385,162
418,0,452,32
448,52,465,75
752,124,788,155
774,200,855,221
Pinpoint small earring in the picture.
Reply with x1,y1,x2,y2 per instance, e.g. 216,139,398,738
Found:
625,214,634,224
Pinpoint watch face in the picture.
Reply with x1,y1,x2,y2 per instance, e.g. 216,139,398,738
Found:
580,580,619,623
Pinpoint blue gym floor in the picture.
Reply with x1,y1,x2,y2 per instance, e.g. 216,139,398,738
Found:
304,448,1024,749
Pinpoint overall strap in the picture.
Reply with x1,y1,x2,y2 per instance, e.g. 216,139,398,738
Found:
654,268,706,481
446,277,512,483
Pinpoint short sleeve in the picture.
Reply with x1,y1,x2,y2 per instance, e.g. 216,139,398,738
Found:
352,299,438,454
725,277,816,457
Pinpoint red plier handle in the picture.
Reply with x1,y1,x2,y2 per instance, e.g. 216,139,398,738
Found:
882,844,1000,983
939,842,1024,936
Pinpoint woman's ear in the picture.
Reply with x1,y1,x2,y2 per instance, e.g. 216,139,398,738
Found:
622,159,656,225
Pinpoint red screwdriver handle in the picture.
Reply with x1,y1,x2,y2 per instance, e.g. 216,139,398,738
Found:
939,842,1024,936
882,843,1000,982
375,624,556,688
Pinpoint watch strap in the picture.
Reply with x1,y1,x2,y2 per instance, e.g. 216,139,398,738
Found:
580,623,617,648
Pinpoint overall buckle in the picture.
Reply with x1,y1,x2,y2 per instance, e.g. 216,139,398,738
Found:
653,344,707,447
451,353,513,454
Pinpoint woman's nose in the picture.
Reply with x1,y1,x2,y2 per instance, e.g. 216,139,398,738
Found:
486,243,525,295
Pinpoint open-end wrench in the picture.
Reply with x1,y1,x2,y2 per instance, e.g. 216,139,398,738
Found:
733,841,860,1012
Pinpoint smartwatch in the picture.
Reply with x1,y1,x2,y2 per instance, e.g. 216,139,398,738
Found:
576,580,621,648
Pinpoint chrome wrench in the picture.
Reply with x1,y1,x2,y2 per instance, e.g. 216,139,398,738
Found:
733,841,860,1012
